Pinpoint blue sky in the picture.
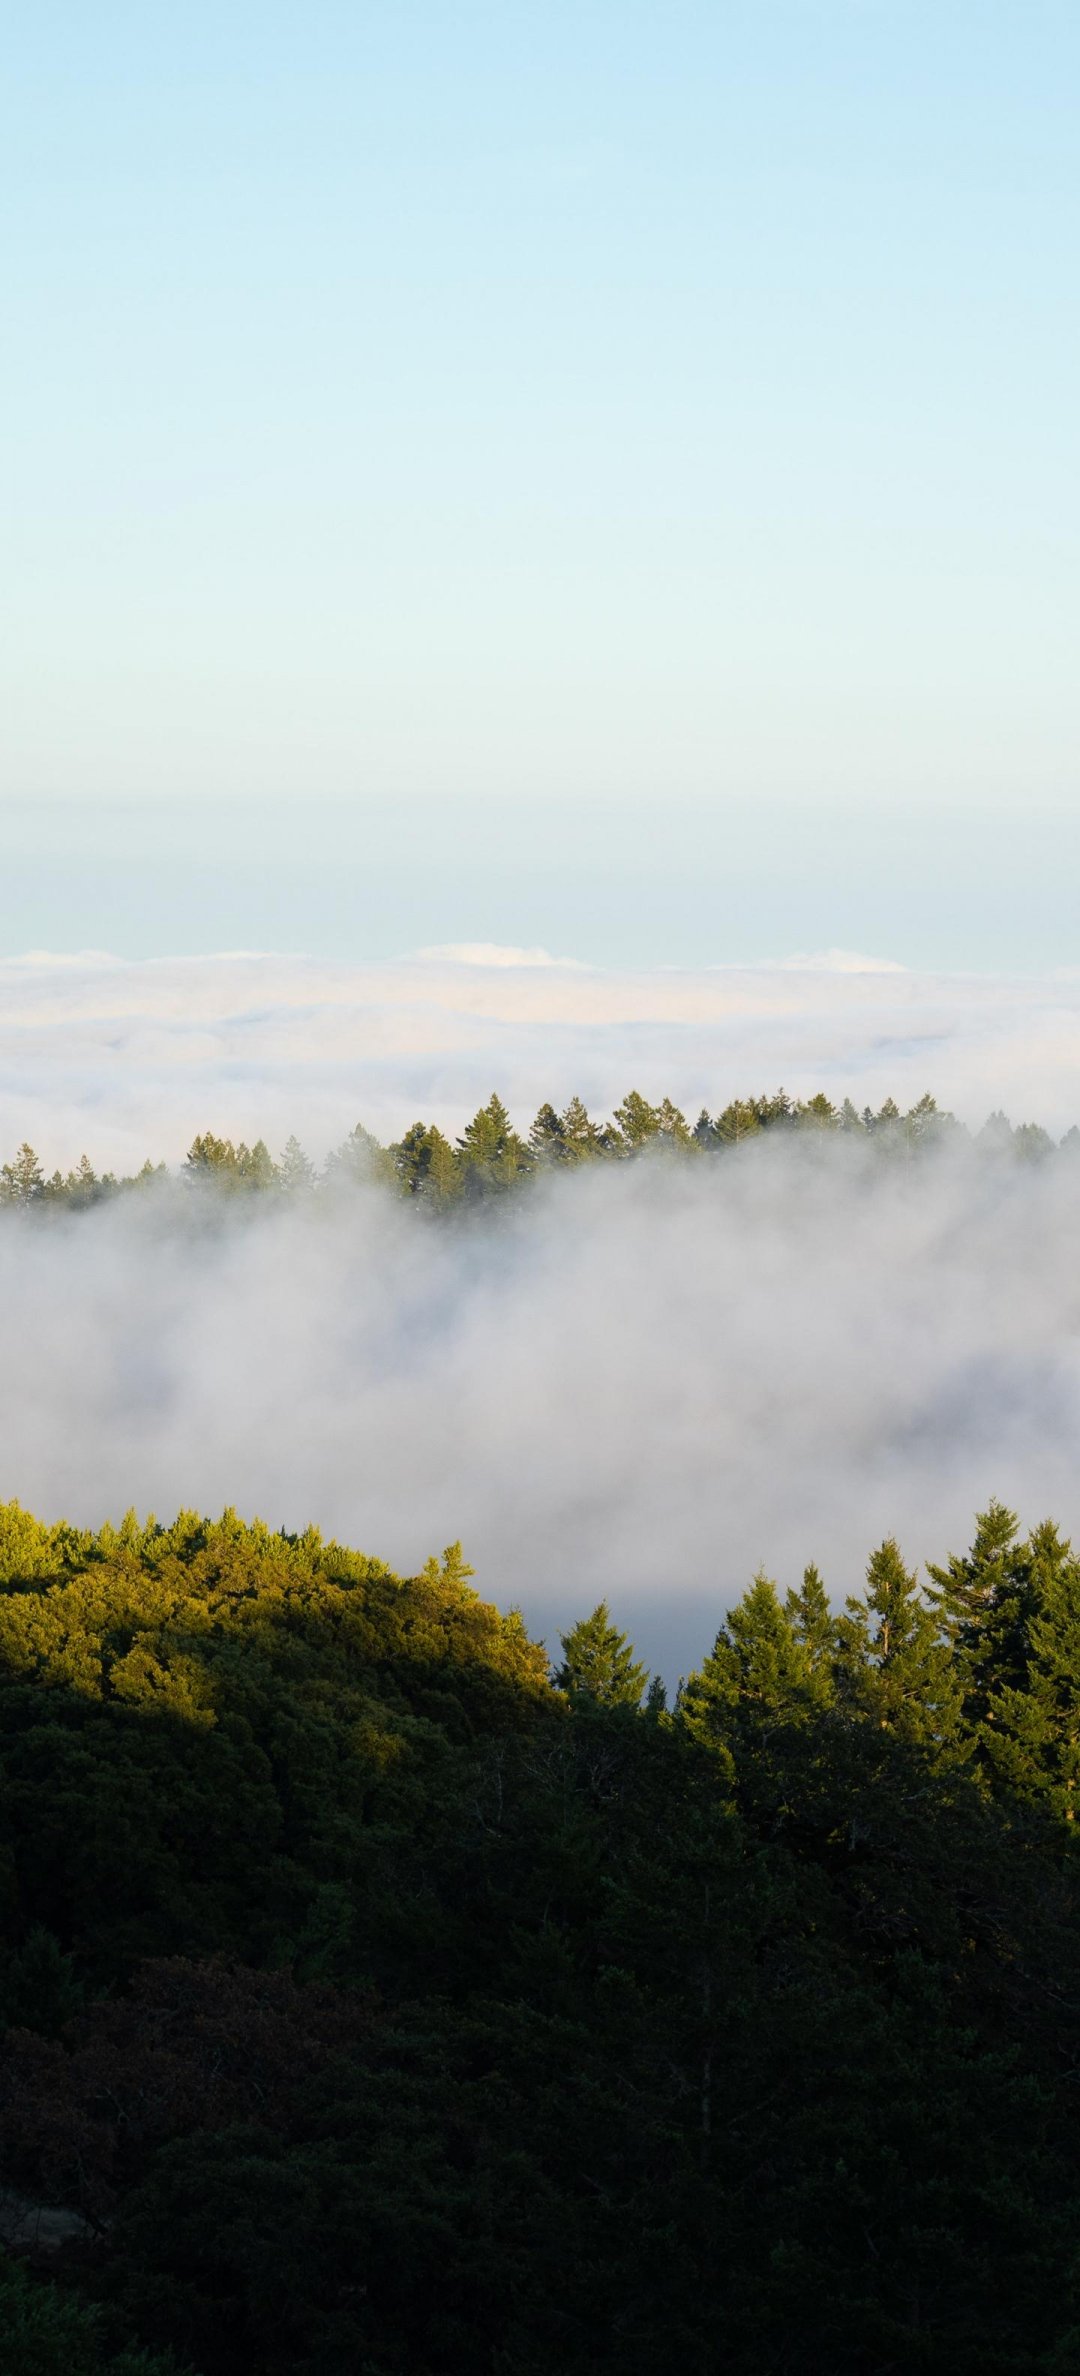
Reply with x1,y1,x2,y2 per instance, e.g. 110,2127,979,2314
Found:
3,4,1078,962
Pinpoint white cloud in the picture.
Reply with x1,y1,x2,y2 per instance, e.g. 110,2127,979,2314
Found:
774,948,908,974
413,942,579,968
3,1139,1080,1683
0,945,1078,1176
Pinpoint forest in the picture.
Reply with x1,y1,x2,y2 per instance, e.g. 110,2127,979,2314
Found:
2,1496,1080,2372
0,1085,1074,1213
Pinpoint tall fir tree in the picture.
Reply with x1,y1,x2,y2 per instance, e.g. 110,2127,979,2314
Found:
681,1573,817,1760
0,1142,45,1203
560,1095,604,1160
392,1121,460,1200
555,1601,648,1708
457,1094,531,1193
836,1539,965,1755
784,1563,837,1705
528,1103,568,1164
926,1500,1023,1722
982,1528,1080,1820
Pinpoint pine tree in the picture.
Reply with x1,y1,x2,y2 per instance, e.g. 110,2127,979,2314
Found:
457,1095,531,1193
237,1137,277,1189
528,1103,567,1164
644,1673,668,1718
392,1122,460,1199
560,1095,604,1160
836,1539,964,1754
926,1501,1024,1722
784,1564,836,1704
796,1093,838,1131
983,1530,1080,1820
324,1122,389,1191
714,1098,762,1146
681,1573,815,1758
66,1153,100,1207
655,1098,692,1149
555,1601,648,1708
0,1142,45,1204
611,1091,661,1153
184,1131,242,1182
279,1134,316,1193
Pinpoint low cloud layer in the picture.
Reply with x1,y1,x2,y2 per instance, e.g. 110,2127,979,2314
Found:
3,946,1080,1175
4,1138,1080,1680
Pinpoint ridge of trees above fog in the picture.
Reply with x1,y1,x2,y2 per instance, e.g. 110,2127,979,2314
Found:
1,1086,1073,1212
5,1494,1080,2371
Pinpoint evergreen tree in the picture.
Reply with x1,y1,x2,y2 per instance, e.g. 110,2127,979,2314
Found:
681,1574,814,1758
560,1095,604,1160
528,1103,567,1164
869,1097,902,1135
714,1098,762,1145
392,1121,460,1199
0,1142,45,1204
903,1091,956,1147
324,1122,389,1191
66,1153,101,1207
611,1090,660,1153
784,1563,837,1704
655,1098,692,1149
278,1134,316,1193
457,1095,531,1193
836,1539,964,1753
978,1110,1015,1154
984,1531,1080,1820
1014,1120,1055,1162
796,1093,838,1130
236,1137,276,1188
926,1500,1025,1722
555,1601,648,1708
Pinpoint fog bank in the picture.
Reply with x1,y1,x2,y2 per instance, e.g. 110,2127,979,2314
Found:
4,946,1080,1175
4,1136,1080,1678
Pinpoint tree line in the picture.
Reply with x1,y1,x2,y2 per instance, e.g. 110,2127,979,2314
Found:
3,1494,1080,2370
1,1086,1073,1212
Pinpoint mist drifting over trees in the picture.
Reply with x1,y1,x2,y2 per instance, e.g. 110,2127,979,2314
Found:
1,1093,1079,1678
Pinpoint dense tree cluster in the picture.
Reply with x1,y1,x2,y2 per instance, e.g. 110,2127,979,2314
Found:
0,1087,1073,1215
2,1497,1080,2371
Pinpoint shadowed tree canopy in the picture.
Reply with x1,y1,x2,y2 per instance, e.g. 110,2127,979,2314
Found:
0,1498,1079,2373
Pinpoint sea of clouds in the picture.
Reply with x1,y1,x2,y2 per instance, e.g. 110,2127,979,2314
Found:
3,1111,1080,1680
4,944,1080,1678
4,944,1080,1173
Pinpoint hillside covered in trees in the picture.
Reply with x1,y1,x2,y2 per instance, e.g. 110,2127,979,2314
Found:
2,1498,1080,2372
0,1085,1074,1213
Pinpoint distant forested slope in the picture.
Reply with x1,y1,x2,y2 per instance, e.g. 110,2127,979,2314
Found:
2,1498,1080,2372
0,1085,1073,1213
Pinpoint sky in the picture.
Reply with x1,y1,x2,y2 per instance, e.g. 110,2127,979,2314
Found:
4,10,1080,1639
3,3,1079,972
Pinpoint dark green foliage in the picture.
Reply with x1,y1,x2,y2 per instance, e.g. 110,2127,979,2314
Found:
1,1501,1080,2373
0,2252,184,2374
837,1538,966,1754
